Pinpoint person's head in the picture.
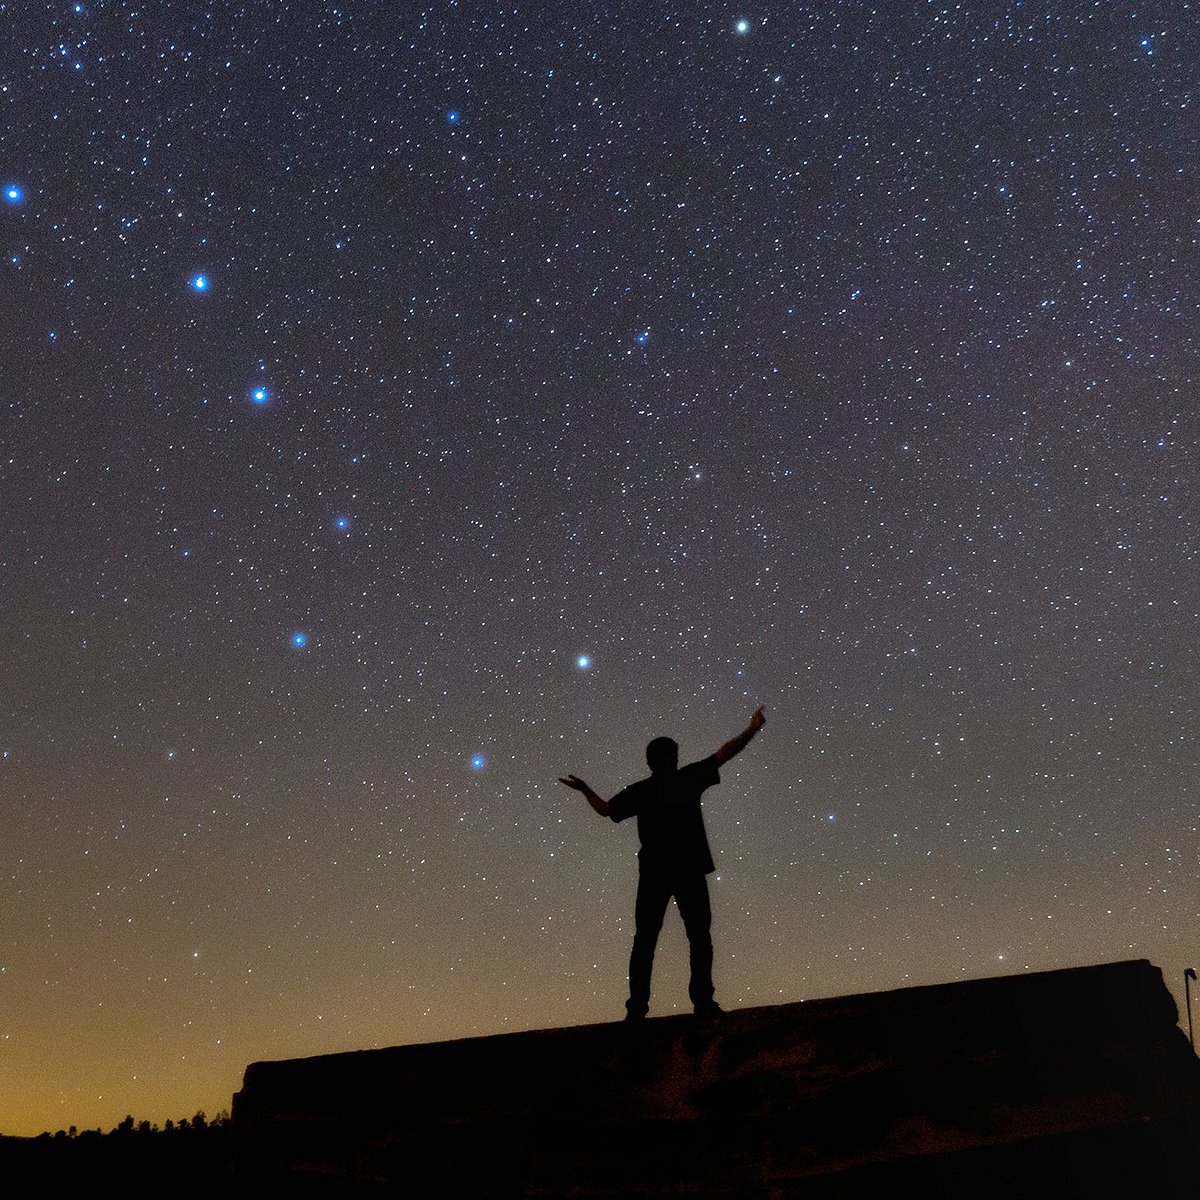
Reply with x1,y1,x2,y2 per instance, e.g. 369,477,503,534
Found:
645,736,679,775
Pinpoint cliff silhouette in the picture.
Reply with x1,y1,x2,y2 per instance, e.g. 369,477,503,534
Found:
231,959,1200,1197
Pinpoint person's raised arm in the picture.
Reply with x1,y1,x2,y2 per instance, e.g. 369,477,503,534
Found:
559,774,610,817
713,706,766,767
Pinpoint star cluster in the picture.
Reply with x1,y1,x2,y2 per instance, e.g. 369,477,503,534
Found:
1,2,1195,1136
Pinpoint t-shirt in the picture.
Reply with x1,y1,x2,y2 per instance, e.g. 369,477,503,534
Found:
608,755,721,875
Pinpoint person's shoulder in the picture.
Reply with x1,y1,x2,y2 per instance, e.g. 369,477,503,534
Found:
609,775,652,821
615,774,654,798
681,755,720,782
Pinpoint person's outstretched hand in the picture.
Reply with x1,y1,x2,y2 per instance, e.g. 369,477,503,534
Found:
558,775,587,791
749,706,766,731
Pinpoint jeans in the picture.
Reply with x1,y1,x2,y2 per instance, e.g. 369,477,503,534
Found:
627,868,714,1017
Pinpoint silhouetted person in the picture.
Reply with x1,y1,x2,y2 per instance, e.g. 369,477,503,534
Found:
560,706,766,1019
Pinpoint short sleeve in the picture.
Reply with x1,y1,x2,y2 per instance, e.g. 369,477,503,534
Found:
608,784,638,823
686,755,720,793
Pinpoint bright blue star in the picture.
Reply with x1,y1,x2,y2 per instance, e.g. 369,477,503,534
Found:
251,386,268,405
4,184,23,205
190,273,209,292
291,632,307,648
735,18,751,34
635,330,649,345
447,110,461,124
471,754,485,770
576,655,591,670
335,516,349,531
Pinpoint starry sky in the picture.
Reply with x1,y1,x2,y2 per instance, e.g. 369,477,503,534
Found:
1,1,1196,1137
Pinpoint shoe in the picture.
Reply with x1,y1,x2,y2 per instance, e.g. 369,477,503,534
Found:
693,1002,723,1016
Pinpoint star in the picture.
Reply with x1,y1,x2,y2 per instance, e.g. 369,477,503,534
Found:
635,330,649,345
3,184,23,205
335,516,350,531
291,632,307,648
190,273,209,292
735,19,751,35
576,655,591,670
250,386,268,405
470,754,485,770
447,110,461,124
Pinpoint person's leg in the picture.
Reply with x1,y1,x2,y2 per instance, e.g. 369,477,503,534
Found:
675,874,716,1011
627,870,671,1018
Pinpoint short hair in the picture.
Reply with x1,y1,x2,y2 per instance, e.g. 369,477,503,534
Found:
645,736,679,774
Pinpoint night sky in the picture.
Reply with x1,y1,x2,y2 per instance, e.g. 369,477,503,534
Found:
2,1,1196,1137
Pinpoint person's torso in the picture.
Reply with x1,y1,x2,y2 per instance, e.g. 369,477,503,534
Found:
619,758,719,875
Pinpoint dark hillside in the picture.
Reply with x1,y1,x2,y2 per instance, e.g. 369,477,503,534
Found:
232,960,1200,1197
